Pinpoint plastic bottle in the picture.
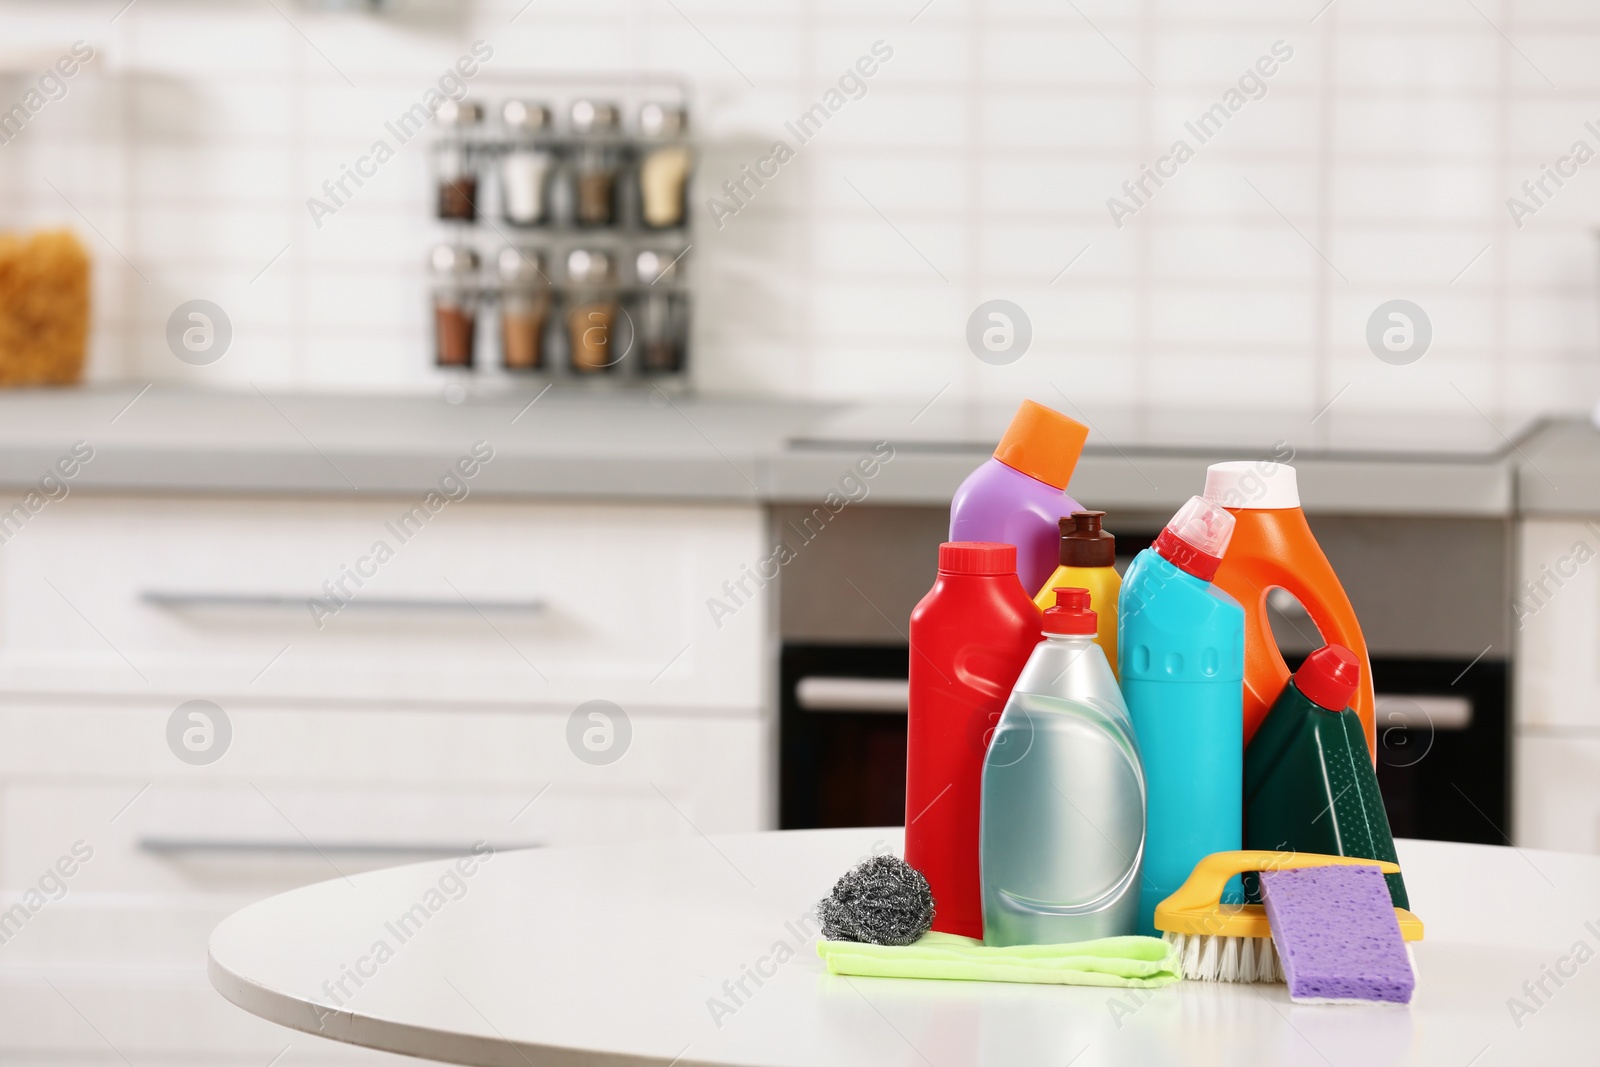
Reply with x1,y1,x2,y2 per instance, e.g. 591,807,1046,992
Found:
1202,461,1376,762
949,400,1091,595
905,541,1042,940
981,588,1145,946
1244,644,1408,909
1118,496,1245,936
1033,511,1120,676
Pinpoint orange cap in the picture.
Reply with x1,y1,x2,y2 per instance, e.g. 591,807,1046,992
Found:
993,400,1089,490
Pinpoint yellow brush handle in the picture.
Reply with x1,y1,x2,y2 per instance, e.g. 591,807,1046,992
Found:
1155,851,1420,941
1161,850,1401,913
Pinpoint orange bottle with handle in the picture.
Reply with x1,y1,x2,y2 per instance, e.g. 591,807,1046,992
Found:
1202,461,1375,763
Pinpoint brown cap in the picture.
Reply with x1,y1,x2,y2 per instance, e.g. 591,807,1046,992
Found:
1059,511,1115,567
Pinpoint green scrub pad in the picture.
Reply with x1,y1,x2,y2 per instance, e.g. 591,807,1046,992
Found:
817,931,1180,988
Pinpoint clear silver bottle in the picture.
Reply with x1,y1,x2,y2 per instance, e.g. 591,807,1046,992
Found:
980,587,1146,946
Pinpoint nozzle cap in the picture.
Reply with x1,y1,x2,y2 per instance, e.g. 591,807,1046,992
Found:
1154,495,1236,581
993,400,1089,491
1059,510,1115,567
938,541,1017,576
1294,643,1362,711
1043,587,1097,635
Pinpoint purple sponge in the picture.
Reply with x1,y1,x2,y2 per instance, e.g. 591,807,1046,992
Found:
1260,864,1414,1005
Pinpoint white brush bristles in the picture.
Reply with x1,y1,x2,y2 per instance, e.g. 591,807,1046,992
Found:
1162,932,1285,983
1162,932,1419,985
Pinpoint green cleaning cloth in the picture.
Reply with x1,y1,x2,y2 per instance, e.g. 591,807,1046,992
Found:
817,931,1181,988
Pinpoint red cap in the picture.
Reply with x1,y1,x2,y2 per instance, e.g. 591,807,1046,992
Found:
1042,587,1096,635
1154,528,1223,581
938,541,1016,576
1294,644,1362,711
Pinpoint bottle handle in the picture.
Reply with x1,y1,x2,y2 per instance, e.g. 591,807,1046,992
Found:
1267,573,1376,759
1277,578,1363,663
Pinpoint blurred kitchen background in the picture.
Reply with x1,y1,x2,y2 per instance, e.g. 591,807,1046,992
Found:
1,0,1595,406
1,0,1599,1064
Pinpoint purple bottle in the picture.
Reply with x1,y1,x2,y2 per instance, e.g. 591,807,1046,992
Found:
950,400,1090,595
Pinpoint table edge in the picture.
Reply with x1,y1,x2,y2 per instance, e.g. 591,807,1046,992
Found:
206,949,714,1067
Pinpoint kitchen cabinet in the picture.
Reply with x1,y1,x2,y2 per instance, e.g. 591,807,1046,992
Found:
0,387,1563,1065
1513,517,1600,850
0,493,769,1064
0,495,763,709
1514,735,1600,855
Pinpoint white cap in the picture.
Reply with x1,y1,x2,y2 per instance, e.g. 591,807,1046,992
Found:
1203,461,1300,510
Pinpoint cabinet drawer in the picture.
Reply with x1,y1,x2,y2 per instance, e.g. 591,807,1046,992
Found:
0,958,420,1062
4,782,687,897
1514,519,1600,729
1514,733,1600,852
0,703,766,895
0,700,766,793
0,495,766,709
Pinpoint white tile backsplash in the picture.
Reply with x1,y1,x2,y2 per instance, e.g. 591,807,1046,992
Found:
0,0,1592,416
1335,31,1501,90
1036,289,1140,343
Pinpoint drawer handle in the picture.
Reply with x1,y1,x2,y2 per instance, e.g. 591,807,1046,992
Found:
1375,694,1472,731
142,591,546,615
138,837,536,856
796,676,909,714
794,681,1472,729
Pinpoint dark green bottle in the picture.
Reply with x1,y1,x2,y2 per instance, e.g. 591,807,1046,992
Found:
1244,644,1408,909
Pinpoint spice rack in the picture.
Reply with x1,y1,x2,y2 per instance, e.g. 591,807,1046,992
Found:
427,78,693,387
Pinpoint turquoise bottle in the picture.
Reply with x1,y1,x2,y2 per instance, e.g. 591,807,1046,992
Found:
1118,495,1245,935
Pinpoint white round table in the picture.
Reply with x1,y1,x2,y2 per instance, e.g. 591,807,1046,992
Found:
209,829,1599,1067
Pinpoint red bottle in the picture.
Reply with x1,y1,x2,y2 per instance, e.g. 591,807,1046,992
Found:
905,541,1042,939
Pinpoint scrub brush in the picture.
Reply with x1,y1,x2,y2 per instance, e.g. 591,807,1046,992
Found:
1154,850,1423,982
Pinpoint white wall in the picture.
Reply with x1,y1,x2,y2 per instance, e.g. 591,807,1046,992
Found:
0,0,1596,421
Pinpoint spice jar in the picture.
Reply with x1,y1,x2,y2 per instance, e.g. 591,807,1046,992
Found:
497,247,550,373
637,104,692,229
433,100,483,222
431,245,481,368
634,249,688,374
569,100,622,227
500,100,555,226
565,249,621,374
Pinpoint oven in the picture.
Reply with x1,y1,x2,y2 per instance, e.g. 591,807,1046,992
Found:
774,506,1511,845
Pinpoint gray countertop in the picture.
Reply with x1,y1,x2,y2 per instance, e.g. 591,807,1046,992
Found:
0,386,813,502
0,384,1560,517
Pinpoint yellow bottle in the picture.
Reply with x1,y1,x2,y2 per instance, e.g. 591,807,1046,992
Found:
1034,511,1121,676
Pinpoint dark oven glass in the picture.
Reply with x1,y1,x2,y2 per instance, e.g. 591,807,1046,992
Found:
779,641,1507,845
